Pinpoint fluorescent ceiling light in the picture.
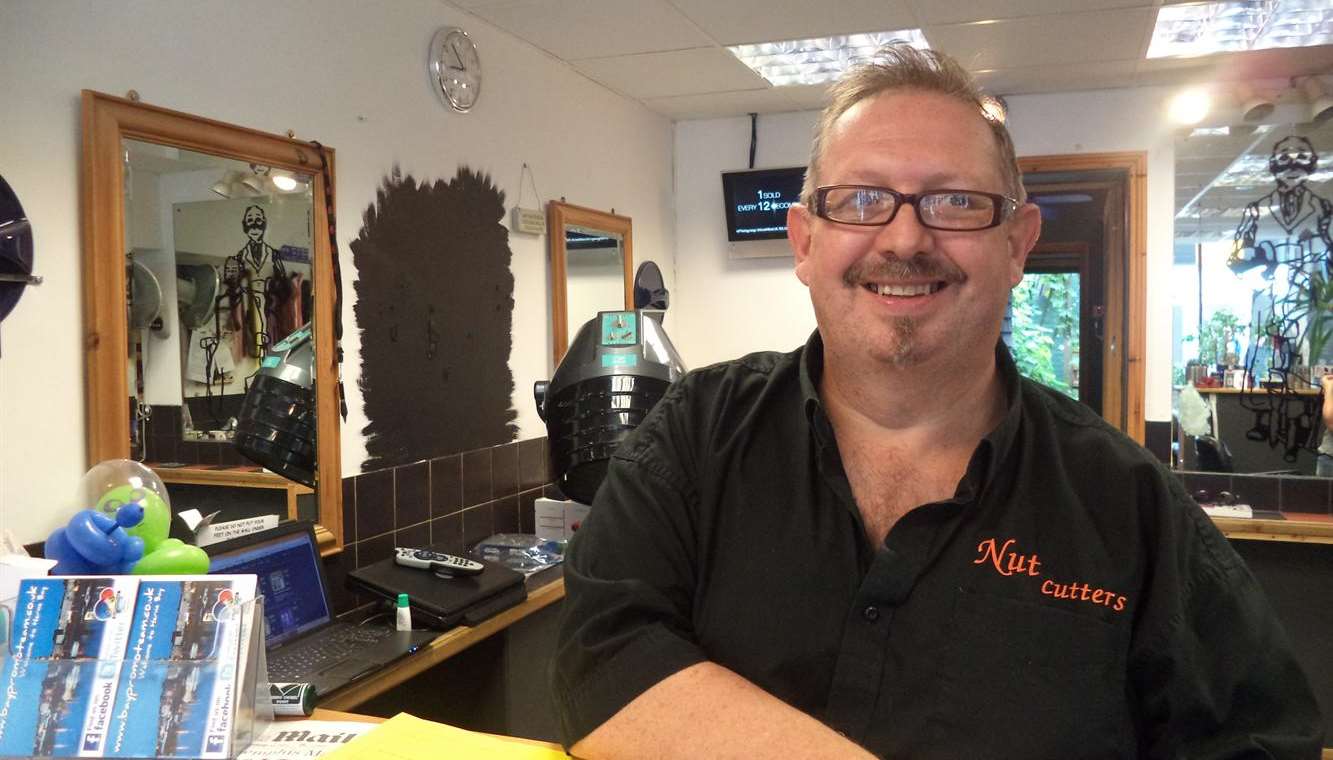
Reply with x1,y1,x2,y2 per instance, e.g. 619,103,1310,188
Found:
1147,1,1333,59
728,30,929,87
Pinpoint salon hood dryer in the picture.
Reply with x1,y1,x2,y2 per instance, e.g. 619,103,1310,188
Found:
535,310,686,504
235,323,317,487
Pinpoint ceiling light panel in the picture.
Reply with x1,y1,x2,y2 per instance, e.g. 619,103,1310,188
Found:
1148,1,1333,59
728,29,929,87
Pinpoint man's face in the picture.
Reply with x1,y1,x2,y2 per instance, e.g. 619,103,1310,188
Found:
1271,137,1315,190
788,89,1041,370
243,208,267,242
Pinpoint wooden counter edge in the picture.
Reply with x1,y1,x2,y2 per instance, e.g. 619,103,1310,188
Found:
319,577,566,711
1213,515,1333,545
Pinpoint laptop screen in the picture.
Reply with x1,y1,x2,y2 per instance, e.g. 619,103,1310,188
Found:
208,527,331,647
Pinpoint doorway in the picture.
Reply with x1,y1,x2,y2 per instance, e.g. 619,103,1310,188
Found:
1010,154,1147,442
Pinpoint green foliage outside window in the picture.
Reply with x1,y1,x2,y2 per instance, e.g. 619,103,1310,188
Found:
1010,273,1080,398
1181,308,1242,367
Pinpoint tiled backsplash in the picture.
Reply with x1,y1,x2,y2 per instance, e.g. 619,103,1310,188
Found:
140,404,249,466
328,436,556,616
1177,470,1333,514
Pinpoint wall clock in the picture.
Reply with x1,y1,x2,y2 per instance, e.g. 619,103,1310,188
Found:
429,27,481,113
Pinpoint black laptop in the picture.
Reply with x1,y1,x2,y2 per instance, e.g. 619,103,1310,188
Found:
348,550,526,630
205,521,436,697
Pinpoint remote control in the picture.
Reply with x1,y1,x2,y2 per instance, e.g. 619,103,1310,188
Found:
394,547,485,577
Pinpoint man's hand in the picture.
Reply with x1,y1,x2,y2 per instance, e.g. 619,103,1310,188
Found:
1321,374,1333,428
571,662,876,760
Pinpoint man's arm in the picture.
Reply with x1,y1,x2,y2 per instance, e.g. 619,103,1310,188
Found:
572,662,875,760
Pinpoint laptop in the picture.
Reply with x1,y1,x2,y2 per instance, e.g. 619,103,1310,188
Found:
205,521,436,697
348,551,526,631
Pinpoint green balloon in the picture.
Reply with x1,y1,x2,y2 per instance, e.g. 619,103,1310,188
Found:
131,538,210,575
97,485,171,554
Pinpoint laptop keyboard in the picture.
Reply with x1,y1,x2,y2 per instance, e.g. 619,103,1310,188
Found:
268,622,393,681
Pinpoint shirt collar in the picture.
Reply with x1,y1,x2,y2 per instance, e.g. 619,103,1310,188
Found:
798,330,1025,493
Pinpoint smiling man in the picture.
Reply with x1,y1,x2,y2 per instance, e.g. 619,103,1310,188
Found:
552,46,1322,759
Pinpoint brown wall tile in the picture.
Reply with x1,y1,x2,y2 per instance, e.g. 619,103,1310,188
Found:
431,513,464,555
1281,476,1332,514
518,438,547,492
341,477,357,543
397,521,429,551
462,501,494,549
356,532,395,568
356,469,395,539
462,449,493,507
395,461,429,528
494,495,520,535
519,489,539,534
492,443,519,498
431,455,462,518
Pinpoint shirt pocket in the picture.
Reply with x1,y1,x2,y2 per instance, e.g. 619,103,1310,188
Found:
927,588,1133,759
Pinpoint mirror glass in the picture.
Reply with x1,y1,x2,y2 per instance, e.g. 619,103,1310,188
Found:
1171,121,1333,476
548,202,632,364
83,90,341,551
564,224,625,339
124,139,315,445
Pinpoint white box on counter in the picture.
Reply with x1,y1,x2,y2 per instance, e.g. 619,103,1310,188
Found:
534,497,592,540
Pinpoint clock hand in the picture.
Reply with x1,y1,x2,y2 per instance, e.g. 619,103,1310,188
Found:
451,42,465,69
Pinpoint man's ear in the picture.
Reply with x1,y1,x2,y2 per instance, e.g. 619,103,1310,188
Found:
789,204,814,286
1006,202,1041,286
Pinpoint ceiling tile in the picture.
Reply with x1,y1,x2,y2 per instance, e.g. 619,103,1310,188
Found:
924,8,1155,69
908,0,1151,27
975,60,1140,95
1137,45,1333,85
573,47,769,99
644,88,802,119
668,0,917,46
778,83,835,112
450,0,525,8
468,0,713,59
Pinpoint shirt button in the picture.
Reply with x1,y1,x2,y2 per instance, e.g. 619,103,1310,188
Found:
862,605,880,622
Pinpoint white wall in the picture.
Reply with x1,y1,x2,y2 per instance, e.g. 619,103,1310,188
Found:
671,111,819,370
0,0,676,544
670,87,1177,420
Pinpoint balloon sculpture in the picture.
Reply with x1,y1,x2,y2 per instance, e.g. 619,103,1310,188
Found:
45,459,209,575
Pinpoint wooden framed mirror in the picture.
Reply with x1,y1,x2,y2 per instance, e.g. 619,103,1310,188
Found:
548,201,633,365
81,90,342,552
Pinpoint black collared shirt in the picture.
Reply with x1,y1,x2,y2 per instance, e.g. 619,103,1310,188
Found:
552,332,1322,758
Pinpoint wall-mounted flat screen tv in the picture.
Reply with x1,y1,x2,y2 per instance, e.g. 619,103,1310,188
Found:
721,166,805,242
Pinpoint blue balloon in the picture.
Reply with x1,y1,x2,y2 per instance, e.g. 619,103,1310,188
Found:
45,507,150,575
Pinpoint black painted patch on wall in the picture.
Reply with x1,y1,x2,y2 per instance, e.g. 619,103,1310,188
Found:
354,167,516,471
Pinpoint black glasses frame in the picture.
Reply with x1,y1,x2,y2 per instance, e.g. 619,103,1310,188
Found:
812,184,1019,231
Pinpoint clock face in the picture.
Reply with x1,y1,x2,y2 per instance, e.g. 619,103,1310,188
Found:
430,27,481,112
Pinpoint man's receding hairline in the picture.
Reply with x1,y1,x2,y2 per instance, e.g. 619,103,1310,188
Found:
817,87,1012,191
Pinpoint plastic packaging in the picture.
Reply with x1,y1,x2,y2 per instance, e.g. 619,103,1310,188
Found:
470,534,565,576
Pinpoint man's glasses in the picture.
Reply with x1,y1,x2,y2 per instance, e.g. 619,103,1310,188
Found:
812,185,1019,231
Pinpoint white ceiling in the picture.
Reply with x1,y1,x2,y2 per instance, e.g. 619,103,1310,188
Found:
449,0,1333,120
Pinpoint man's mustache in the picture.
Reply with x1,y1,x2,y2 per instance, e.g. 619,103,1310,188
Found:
842,255,966,287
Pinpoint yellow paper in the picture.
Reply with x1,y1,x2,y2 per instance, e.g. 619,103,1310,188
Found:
321,713,568,760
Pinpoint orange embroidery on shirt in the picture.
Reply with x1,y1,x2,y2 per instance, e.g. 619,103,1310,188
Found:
974,537,1128,613
973,537,1042,577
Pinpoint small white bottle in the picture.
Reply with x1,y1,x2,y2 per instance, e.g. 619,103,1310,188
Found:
396,593,412,631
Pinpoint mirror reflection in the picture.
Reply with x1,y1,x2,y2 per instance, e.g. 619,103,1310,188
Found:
547,201,632,364
564,224,626,342
1171,122,1333,476
124,138,316,457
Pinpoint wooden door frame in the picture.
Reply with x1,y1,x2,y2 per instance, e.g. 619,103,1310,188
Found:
1019,152,1147,444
